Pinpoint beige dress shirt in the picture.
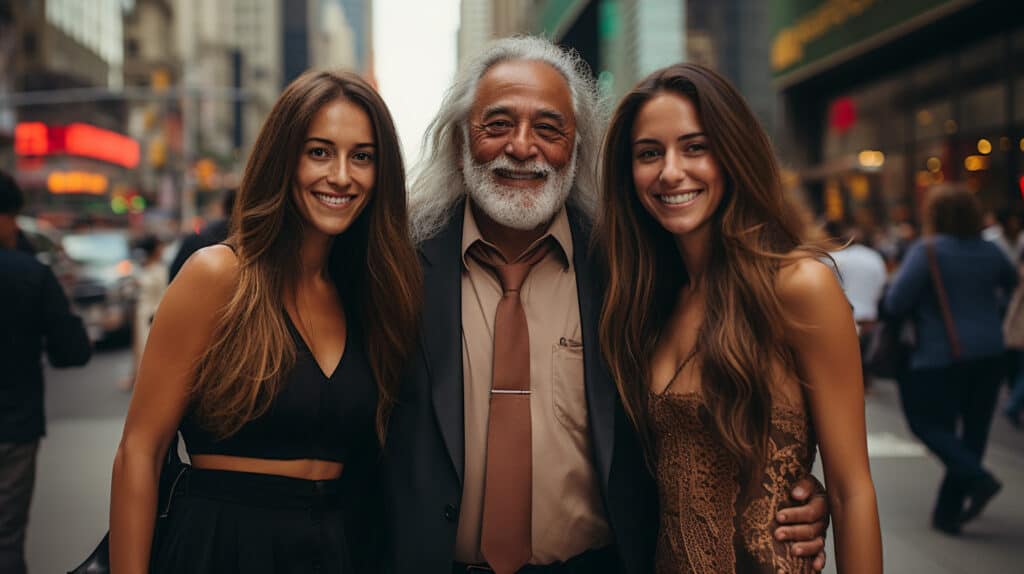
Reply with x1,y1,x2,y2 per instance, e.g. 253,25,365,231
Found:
454,202,611,565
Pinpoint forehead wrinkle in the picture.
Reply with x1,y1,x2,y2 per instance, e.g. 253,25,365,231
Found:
480,103,568,126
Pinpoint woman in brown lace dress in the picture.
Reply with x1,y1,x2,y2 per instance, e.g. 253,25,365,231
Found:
598,63,882,573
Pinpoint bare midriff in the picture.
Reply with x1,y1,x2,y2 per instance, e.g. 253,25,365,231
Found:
190,454,344,480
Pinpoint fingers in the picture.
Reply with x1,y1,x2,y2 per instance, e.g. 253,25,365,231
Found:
790,475,819,501
777,494,828,526
788,537,825,560
812,549,827,572
775,523,820,544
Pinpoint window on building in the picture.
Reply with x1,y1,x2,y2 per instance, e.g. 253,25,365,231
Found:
961,83,1007,132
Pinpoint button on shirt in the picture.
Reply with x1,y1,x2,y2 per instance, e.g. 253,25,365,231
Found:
455,203,611,565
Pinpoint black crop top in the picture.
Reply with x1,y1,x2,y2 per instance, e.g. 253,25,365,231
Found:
180,312,378,463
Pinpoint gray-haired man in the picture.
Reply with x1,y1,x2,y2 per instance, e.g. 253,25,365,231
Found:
383,36,827,574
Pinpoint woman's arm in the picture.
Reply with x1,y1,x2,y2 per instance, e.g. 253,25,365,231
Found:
780,258,883,574
109,245,238,573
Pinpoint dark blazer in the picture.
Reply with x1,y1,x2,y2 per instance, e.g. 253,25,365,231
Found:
383,204,657,574
0,248,91,443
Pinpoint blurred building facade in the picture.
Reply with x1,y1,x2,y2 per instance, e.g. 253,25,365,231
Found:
2,0,135,223
773,0,1024,230
458,0,493,70
283,0,373,85
463,0,776,135
123,0,179,219
1,0,373,230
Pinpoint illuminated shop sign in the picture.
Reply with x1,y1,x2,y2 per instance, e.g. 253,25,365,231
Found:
14,122,140,168
47,171,109,195
770,0,968,87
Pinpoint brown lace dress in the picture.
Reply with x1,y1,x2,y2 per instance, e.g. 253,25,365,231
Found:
648,390,817,574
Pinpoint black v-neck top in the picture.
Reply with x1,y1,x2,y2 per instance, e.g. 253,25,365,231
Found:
179,313,378,463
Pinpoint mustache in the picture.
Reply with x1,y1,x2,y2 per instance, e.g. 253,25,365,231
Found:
477,155,555,177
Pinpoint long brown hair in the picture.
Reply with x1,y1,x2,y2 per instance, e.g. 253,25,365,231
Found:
191,70,422,443
598,63,826,480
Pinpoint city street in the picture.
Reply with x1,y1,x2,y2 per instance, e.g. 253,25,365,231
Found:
26,347,1024,573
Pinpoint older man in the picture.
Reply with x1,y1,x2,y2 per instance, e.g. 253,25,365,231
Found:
384,37,827,574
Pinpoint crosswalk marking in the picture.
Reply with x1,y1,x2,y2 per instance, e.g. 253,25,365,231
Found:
866,432,928,458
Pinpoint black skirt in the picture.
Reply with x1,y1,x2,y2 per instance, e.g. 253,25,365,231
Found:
151,468,353,574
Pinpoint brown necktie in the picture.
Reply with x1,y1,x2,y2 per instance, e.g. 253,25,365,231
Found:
470,240,552,574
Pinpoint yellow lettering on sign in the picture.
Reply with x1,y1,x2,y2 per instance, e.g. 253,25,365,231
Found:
772,0,877,71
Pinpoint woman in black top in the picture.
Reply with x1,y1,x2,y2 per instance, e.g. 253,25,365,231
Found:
109,70,421,573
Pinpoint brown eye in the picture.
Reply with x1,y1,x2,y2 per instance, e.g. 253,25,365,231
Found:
485,120,513,133
635,149,661,161
308,147,331,159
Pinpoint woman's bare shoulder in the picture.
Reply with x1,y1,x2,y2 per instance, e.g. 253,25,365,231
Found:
177,244,239,284
776,252,845,316
166,244,240,308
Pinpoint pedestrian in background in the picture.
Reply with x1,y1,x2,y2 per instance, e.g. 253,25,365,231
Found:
827,221,888,388
982,207,1023,264
1000,250,1024,429
0,170,92,574
885,184,1016,535
119,235,168,391
167,188,236,282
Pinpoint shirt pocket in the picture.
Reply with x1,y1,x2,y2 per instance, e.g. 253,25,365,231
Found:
551,339,587,433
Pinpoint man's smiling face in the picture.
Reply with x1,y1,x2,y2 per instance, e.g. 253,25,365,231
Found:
462,59,578,231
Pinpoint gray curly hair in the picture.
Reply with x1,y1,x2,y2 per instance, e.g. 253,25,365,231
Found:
408,35,605,243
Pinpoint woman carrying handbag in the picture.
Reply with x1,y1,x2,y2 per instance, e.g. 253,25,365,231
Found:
884,184,1016,535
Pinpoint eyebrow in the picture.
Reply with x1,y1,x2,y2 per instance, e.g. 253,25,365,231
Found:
304,137,376,148
632,131,707,146
481,105,567,126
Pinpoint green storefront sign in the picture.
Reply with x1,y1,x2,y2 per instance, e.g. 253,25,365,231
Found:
534,0,588,39
771,0,977,86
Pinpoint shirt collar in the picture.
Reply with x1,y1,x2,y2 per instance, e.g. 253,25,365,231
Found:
460,200,573,270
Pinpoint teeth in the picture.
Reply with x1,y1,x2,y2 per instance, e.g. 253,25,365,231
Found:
658,191,700,205
497,170,542,180
314,193,353,207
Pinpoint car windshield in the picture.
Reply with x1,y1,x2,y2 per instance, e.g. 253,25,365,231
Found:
62,233,130,265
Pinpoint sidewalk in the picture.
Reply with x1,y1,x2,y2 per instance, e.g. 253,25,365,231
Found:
26,353,1024,573
820,381,1024,574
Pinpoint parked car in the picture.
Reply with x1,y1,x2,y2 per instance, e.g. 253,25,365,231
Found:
61,231,138,343
15,215,75,295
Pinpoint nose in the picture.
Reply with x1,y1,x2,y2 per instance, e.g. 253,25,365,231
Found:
659,152,686,187
504,123,538,162
326,157,351,187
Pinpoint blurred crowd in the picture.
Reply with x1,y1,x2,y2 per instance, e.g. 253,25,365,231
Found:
828,185,1023,536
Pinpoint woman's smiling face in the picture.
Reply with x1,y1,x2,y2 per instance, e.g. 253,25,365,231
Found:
631,91,724,240
293,98,377,238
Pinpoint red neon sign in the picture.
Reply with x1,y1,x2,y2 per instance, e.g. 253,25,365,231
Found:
14,122,140,168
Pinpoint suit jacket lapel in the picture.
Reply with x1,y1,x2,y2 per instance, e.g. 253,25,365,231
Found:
569,208,616,490
419,210,466,484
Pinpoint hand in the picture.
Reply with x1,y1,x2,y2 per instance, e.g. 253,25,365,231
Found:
774,475,829,571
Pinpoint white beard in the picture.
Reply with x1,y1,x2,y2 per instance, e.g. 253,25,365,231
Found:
461,143,576,231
